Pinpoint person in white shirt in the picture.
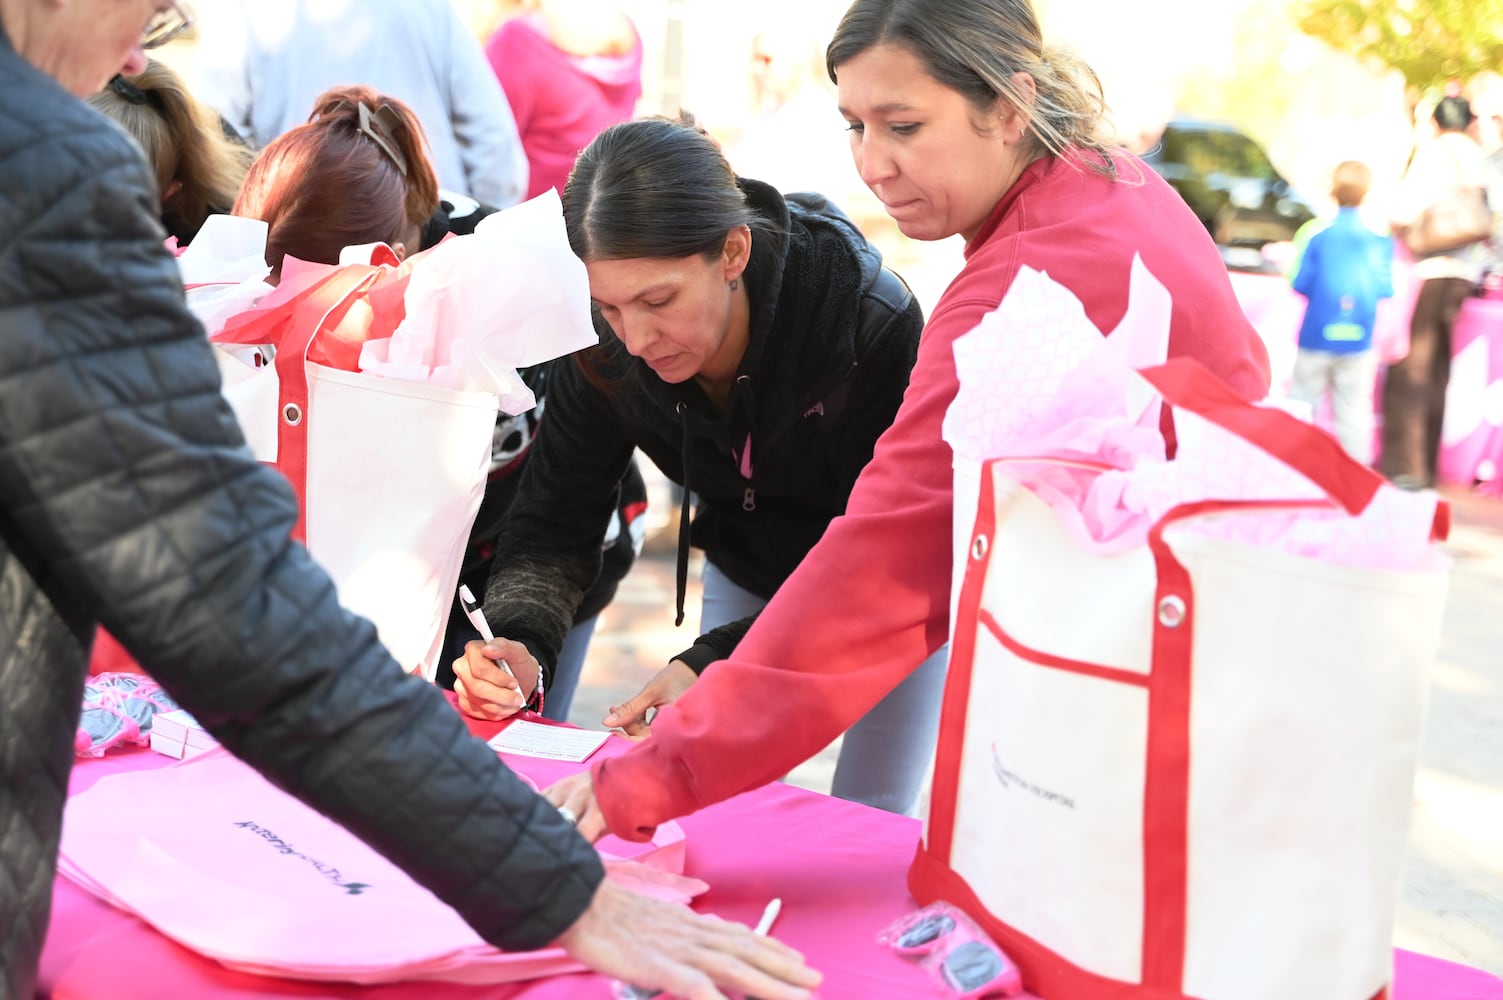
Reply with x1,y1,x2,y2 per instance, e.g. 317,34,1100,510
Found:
194,0,528,208
1383,95,1491,489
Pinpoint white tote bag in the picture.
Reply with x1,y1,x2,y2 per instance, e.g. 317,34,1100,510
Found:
211,254,496,680
917,358,1451,1000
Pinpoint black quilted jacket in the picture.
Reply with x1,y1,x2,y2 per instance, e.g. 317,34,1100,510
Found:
0,30,600,999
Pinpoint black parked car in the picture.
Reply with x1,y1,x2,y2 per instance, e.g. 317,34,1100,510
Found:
1139,120,1317,262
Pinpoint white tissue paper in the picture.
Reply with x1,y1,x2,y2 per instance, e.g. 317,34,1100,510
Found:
358,189,599,412
177,214,274,336
941,257,1446,572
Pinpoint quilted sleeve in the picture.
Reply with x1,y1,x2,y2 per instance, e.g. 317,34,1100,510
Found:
0,119,601,951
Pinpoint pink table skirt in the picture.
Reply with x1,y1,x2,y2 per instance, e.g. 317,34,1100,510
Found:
1228,269,1503,487
41,721,1503,998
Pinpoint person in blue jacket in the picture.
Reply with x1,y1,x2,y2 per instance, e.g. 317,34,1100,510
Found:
1290,159,1394,464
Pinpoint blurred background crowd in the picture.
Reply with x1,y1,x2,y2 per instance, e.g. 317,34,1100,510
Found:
139,0,1503,322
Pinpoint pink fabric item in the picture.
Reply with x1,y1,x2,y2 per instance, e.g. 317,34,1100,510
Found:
42,739,1503,998
43,716,1503,998
485,14,642,200
945,262,1447,570
86,628,144,677
1436,295,1503,486
56,743,691,986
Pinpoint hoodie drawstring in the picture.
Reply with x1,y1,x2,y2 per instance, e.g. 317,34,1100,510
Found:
733,375,756,512
674,402,691,627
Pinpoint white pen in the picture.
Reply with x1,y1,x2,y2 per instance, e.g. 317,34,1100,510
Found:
456,585,516,681
753,898,782,937
615,899,784,1000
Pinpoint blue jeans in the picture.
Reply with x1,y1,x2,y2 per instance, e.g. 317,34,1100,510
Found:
542,615,599,723
700,561,948,817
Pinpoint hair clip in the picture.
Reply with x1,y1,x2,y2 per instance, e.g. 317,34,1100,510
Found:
356,102,409,177
108,74,150,106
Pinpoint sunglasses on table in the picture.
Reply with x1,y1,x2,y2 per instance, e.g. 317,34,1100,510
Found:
881,903,1024,998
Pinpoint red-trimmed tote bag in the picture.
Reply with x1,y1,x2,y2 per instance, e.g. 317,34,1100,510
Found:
210,247,497,680
915,358,1451,1000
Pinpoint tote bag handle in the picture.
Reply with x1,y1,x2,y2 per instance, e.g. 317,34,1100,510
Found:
210,265,381,542
1137,358,1448,540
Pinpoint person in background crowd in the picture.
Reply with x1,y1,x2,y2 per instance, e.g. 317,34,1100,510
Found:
484,0,642,200
722,24,858,207
1383,95,1491,490
452,114,943,818
232,83,648,724
0,3,821,998
195,0,529,208
536,0,1272,844
87,58,251,245
1289,160,1394,464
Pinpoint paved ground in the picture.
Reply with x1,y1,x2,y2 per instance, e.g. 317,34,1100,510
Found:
1393,487,1503,973
562,477,1503,976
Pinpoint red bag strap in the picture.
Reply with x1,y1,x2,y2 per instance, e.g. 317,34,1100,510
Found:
208,265,377,542
210,264,344,347
1138,358,1385,515
277,268,382,544
1141,355,1449,539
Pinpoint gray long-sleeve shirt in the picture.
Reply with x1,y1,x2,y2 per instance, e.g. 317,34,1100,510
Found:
195,0,528,207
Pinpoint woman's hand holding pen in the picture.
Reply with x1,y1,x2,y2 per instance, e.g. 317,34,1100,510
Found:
454,638,540,721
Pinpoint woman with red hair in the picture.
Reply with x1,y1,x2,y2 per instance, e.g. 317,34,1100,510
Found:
235,83,646,721
234,84,440,277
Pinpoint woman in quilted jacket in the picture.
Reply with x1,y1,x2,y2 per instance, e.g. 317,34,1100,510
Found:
0,3,818,998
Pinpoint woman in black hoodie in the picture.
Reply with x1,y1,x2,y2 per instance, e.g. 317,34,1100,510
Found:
454,115,945,817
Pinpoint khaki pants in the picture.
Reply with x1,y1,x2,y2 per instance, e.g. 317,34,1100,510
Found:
1289,348,1379,465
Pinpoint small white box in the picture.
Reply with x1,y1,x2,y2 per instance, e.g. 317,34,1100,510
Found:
150,710,218,757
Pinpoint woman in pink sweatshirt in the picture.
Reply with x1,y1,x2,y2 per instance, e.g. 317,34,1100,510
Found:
485,0,642,200
548,0,1272,843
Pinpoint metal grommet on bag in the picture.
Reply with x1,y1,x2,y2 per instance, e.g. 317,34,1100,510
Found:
971,534,989,561
1157,595,1186,628
282,402,303,426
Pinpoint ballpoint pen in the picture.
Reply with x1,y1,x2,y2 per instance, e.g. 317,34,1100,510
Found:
753,898,782,937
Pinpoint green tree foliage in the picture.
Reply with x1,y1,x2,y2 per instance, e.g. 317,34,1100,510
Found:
1294,0,1503,90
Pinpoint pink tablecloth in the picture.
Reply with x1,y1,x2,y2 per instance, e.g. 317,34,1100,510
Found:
1228,269,1503,487
40,716,1503,999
